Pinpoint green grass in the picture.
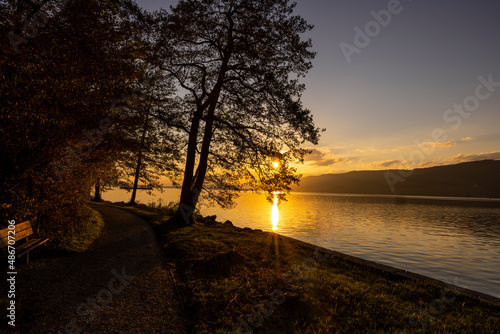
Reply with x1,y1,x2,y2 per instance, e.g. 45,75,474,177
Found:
95,200,179,226
111,203,500,333
51,206,105,253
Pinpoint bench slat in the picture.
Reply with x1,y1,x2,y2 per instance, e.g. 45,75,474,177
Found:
15,238,41,253
13,221,32,232
16,238,49,257
0,227,33,248
0,227,12,239
14,227,33,241
1,227,33,247
1,221,49,261
0,221,32,239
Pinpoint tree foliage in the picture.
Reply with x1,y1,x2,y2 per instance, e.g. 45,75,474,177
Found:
120,71,185,204
0,0,156,237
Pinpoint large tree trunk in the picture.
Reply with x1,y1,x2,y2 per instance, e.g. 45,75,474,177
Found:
129,111,150,205
169,47,231,226
93,179,101,202
192,102,217,193
167,107,203,226
176,105,217,225
168,96,221,226
179,107,203,205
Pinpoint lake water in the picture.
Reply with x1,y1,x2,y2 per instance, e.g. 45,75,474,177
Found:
103,188,500,298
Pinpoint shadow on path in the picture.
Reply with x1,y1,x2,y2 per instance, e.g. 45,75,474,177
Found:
12,205,185,333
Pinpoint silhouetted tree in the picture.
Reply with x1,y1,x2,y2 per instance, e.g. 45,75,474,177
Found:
156,0,320,225
117,68,184,205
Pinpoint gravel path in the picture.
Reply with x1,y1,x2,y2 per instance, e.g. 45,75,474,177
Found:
12,205,186,333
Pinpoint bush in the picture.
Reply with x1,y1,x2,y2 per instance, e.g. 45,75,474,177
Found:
147,199,179,216
50,206,105,253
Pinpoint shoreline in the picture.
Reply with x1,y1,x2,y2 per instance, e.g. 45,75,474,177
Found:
116,187,500,202
290,191,500,203
282,234,500,305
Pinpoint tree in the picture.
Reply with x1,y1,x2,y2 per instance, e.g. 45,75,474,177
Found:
156,0,320,225
0,0,152,236
124,78,184,205
129,105,151,204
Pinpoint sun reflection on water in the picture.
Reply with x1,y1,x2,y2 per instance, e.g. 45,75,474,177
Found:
271,194,279,231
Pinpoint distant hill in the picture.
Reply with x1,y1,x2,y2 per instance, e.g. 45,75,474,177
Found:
292,160,500,198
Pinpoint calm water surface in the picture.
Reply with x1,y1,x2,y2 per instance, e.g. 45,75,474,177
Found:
103,188,500,298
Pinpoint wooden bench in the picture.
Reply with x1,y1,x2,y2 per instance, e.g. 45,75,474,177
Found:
0,221,49,264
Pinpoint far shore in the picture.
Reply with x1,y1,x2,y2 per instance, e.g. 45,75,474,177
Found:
114,186,500,202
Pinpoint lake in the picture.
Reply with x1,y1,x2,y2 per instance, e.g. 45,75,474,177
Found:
102,188,500,298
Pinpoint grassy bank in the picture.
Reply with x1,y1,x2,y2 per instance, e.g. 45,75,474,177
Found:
50,206,105,253
109,202,500,333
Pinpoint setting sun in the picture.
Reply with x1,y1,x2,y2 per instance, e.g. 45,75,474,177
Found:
273,161,279,169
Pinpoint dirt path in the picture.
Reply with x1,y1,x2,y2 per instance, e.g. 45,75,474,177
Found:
13,205,186,334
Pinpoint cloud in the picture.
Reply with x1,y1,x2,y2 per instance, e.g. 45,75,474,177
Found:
368,159,438,170
392,141,456,152
416,160,438,168
370,160,401,168
305,149,353,167
461,137,475,142
355,147,382,153
368,151,500,170
443,151,500,164
367,160,413,169
428,141,456,149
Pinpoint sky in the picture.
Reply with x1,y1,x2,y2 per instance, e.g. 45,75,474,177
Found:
135,0,500,176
